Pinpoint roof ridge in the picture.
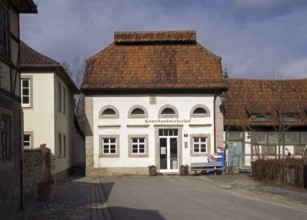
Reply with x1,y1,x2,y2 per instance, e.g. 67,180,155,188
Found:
114,30,196,44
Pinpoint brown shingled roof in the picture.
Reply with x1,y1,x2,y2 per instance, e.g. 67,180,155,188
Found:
81,30,225,91
224,78,307,128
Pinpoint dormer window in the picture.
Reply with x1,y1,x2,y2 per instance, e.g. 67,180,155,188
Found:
251,115,270,122
282,114,299,122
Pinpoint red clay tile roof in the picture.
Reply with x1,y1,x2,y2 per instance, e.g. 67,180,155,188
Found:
81,31,225,91
20,41,79,93
20,41,60,66
224,78,307,127
114,30,196,43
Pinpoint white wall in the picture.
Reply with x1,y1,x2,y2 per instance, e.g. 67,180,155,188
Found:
23,73,55,151
92,94,215,169
22,72,77,175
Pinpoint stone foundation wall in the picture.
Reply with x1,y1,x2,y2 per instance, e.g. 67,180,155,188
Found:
23,149,42,193
87,167,149,176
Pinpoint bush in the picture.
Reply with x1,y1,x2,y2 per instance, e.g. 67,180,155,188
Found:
251,158,304,187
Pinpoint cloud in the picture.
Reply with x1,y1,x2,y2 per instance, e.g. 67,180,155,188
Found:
20,0,307,79
231,0,307,21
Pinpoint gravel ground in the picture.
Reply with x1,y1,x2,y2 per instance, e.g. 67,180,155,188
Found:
203,174,307,210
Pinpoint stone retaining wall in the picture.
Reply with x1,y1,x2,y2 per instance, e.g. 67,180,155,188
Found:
24,149,42,193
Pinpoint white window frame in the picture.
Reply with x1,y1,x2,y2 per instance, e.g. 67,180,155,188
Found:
128,135,149,157
99,135,120,157
23,133,33,149
193,137,207,153
21,78,31,108
190,134,210,157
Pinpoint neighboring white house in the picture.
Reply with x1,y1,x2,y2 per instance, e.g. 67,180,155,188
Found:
81,31,227,176
20,41,84,180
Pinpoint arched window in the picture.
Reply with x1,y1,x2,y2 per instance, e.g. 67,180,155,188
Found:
159,105,178,118
128,105,148,118
190,105,210,117
102,108,116,115
161,108,175,115
99,106,119,119
132,108,145,115
193,107,207,114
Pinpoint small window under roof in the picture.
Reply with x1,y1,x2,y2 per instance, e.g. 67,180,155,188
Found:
161,108,175,115
193,107,207,114
251,115,271,122
102,108,116,115
131,108,145,115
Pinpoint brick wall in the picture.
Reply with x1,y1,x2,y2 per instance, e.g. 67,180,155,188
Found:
24,149,42,193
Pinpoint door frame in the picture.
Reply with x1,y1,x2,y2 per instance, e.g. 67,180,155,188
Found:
155,125,183,173
159,136,178,172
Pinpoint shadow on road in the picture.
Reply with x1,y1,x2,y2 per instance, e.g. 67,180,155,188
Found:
109,206,165,220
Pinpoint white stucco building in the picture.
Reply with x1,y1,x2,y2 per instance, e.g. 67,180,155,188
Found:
20,42,83,180
81,31,227,176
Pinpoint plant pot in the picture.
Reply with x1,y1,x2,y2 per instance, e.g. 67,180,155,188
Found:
180,165,188,176
37,181,52,201
149,166,157,176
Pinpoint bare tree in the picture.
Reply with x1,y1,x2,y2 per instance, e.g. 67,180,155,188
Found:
61,57,85,87
61,57,86,134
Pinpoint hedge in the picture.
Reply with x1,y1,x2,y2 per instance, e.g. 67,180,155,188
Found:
251,158,304,187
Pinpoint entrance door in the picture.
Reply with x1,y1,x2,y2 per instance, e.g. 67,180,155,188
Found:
227,141,242,168
159,129,178,172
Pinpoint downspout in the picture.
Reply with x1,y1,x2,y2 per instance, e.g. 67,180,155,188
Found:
213,89,218,154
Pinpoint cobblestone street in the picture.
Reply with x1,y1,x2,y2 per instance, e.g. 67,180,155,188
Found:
11,176,110,220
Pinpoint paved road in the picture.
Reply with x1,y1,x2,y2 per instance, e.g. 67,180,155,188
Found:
100,175,307,220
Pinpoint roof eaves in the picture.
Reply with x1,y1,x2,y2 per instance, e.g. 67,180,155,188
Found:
11,0,38,13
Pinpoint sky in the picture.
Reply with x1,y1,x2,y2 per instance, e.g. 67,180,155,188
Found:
21,0,307,80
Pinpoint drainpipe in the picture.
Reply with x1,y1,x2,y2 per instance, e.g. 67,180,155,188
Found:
213,90,217,154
